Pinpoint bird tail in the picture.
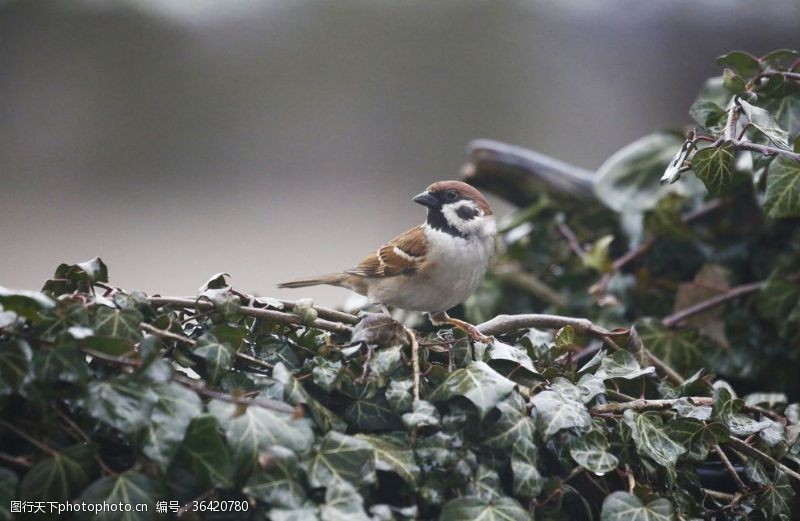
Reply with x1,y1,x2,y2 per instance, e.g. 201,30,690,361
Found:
277,273,349,289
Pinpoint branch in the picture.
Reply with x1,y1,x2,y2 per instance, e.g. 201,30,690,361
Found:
148,296,354,336
661,281,764,328
730,140,800,163
477,313,618,339
727,437,800,484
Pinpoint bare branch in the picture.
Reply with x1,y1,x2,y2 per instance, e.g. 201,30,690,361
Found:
727,437,800,484
148,296,354,336
662,281,764,328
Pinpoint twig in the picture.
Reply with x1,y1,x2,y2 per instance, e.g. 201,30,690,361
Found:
0,420,59,457
727,437,800,483
148,296,354,336
662,281,764,328
272,299,359,325
555,221,586,260
0,451,32,468
405,326,421,401
714,444,746,492
173,375,295,414
592,397,703,414
702,488,738,502
477,313,619,338
730,140,800,163
56,408,116,476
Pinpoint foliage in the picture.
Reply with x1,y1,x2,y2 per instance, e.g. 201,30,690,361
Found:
1,50,800,520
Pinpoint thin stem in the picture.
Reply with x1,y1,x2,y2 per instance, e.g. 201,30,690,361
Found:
148,296,354,336
405,326,421,401
730,140,800,163
714,444,746,492
0,420,58,456
555,221,586,260
662,281,764,328
727,437,800,483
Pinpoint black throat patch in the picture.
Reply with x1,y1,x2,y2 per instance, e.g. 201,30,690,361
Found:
426,207,466,238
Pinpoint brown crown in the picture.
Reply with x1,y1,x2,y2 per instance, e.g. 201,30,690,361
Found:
426,180,493,215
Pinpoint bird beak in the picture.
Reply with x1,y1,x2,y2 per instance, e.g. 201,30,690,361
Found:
413,191,438,207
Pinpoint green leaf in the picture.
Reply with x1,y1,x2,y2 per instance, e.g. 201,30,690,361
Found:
319,480,370,521
716,51,761,79
401,400,441,429
385,379,414,413
666,418,728,462
570,430,619,475
274,363,347,432
142,382,203,470
623,410,686,468
440,496,529,521
311,357,341,392
170,415,233,489
712,387,772,436
0,287,54,321
764,157,800,218
307,431,375,488
358,433,420,486
430,361,515,418
582,234,615,273
244,446,307,509
739,98,791,149
209,397,314,478
511,439,543,500
531,390,591,440
193,333,234,385
92,307,143,342
757,470,794,519
601,492,674,521
722,68,746,94
85,376,159,433
636,320,702,376
762,49,799,67
75,472,159,521
20,444,94,502
692,144,736,196
596,350,655,380
344,394,400,432
0,339,32,395
483,393,536,448
689,100,727,133
596,133,701,214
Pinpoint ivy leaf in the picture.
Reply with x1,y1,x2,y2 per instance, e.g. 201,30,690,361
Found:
440,496,529,521
531,390,591,440
0,339,32,395
211,398,315,476
570,431,619,475
596,351,655,380
739,98,791,149
141,382,203,470
430,361,515,418
722,68,746,94
244,446,307,509
692,144,736,196
169,415,233,490
274,363,347,432
689,100,727,133
601,492,674,521
666,418,728,462
19,444,94,502
716,51,761,79
75,472,160,521
85,376,159,433
357,433,419,486
712,387,772,436
307,431,375,488
385,379,414,414
311,357,341,392
0,287,54,321
483,393,536,448
344,393,400,432
757,470,795,520
623,410,686,468
92,307,143,342
511,439,543,500
764,157,800,219
193,333,234,385
596,133,702,213
637,319,702,377
401,400,441,429
319,480,371,521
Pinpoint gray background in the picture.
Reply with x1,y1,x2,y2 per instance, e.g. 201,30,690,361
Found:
2,0,799,308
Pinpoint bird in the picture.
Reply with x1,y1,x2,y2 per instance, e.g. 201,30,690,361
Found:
278,180,497,343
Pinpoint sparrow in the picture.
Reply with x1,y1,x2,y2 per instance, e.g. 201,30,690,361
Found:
278,180,497,342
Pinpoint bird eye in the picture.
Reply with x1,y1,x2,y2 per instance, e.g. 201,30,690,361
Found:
445,190,458,201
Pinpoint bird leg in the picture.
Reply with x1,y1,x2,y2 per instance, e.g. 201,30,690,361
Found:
429,311,494,344
380,304,392,317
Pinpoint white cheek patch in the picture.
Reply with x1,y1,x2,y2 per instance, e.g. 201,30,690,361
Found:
442,201,488,235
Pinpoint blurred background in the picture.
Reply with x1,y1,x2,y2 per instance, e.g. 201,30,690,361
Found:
2,0,799,308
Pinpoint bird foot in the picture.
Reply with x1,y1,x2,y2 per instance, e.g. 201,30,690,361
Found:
429,312,494,344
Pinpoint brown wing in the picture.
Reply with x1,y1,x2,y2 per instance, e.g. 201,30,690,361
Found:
346,225,428,277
